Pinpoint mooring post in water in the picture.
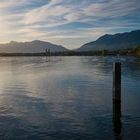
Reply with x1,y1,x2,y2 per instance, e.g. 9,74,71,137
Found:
113,62,121,102
113,62,122,135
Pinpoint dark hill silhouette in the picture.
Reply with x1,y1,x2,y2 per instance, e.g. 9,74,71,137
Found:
77,30,140,51
0,40,68,53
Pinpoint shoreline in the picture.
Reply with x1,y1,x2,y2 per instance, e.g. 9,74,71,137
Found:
0,53,137,57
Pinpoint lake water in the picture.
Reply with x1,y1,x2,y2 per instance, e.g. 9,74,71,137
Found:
0,56,139,140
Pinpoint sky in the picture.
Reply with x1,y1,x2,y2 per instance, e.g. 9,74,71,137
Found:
0,0,140,49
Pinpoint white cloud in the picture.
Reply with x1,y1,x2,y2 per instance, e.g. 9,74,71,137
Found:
0,0,34,9
23,0,140,27
85,0,140,17
24,5,71,25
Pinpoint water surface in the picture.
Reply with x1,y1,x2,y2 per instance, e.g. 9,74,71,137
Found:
0,56,140,140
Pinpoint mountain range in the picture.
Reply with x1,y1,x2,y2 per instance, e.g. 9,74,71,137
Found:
0,40,68,53
0,30,140,53
77,30,140,51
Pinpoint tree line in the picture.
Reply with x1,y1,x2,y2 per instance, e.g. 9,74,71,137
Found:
0,46,139,57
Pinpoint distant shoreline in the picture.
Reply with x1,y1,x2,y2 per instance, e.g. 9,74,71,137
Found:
0,49,138,57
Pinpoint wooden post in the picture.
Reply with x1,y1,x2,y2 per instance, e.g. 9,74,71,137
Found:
113,62,121,102
113,62,122,136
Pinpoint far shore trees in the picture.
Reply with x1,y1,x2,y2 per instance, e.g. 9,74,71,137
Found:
134,46,140,56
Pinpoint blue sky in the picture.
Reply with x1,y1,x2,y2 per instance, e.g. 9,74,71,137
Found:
0,0,140,49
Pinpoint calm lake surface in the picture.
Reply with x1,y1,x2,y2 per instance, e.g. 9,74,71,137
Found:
0,56,139,140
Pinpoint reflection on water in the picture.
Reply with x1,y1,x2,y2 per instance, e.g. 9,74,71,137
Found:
113,101,122,140
0,56,140,140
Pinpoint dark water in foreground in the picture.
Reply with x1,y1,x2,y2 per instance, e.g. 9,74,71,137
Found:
0,56,140,140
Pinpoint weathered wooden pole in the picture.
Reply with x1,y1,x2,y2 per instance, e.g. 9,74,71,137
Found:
113,62,121,102
113,62,122,135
